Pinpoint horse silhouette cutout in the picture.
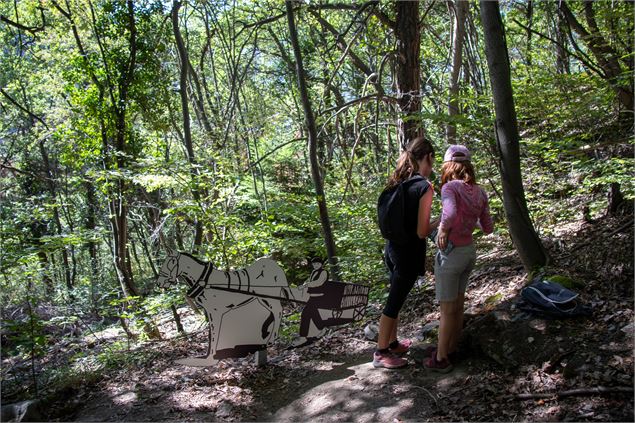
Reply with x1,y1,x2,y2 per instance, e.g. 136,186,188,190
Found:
157,249,368,366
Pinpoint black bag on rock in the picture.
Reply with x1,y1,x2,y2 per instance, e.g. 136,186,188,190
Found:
518,278,591,319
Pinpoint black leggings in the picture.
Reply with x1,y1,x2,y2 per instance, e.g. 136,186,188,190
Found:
383,241,425,319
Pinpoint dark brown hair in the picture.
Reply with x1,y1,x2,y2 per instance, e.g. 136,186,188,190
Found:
387,137,435,189
440,160,476,186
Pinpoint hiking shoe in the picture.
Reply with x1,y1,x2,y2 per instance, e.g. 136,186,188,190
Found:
423,354,453,373
389,339,412,354
372,351,408,369
423,345,437,357
423,345,460,362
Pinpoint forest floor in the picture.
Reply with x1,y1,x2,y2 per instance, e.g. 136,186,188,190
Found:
2,213,634,422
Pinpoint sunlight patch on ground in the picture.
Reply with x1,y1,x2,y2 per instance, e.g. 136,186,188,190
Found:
376,398,414,420
112,391,138,405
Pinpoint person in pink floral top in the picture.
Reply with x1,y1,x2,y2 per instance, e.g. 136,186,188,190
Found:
424,145,494,373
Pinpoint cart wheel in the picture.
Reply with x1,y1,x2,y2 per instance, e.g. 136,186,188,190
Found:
353,306,364,321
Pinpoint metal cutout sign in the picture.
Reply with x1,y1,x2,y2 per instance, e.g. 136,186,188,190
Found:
157,249,368,366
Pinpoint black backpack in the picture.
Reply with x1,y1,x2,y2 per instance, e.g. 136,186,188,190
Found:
377,175,427,244
518,278,591,319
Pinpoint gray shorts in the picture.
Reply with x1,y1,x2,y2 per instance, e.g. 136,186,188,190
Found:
434,244,476,302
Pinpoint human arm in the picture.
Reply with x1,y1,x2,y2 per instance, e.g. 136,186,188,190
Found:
284,286,310,303
437,184,457,249
416,186,434,239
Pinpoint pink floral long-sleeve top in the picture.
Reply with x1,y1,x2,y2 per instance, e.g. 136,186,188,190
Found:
439,180,494,247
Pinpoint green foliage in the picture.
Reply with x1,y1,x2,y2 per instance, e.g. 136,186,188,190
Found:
2,314,48,359
95,340,160,369
279,311,301,342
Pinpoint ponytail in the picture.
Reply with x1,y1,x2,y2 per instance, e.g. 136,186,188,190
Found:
386,137,434,189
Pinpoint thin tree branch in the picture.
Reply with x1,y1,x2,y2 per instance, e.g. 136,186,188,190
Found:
0,162,47,180
511,19,605,77
510,386,633,400
319,93,398,116
237,11,287,36
244,137,306,172
0,12,45,35
372,7,395,30
0,88,48,129
309,10,378,84
51,0,104,92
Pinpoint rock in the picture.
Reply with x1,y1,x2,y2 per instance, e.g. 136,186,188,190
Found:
464,312,563,368
363,323,379,341
493,311,511,321
1,399,43,422
416,321,440,341
216,402,233,418
620,323,634,338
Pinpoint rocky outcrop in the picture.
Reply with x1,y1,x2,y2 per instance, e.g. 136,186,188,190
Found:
1,399,43,422
463,308,576,368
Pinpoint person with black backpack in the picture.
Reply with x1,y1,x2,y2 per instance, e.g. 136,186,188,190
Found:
373,137,437,369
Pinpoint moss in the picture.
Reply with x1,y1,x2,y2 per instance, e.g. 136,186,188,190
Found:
485,293,504,305
546,274,585,290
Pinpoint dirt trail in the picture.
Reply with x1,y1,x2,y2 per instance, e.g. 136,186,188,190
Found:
71,342,474,422
271,352,468,422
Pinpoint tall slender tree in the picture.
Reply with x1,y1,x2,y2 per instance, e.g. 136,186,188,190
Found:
172,0,204,251
52,0,140,297
480,0,549,271
286,0,339,277
446,0,467,144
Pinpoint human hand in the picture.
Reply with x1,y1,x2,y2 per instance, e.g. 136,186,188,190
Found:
437,228,448,250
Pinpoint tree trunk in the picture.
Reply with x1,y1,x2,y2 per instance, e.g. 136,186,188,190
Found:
110,1,140,299
38,140,73,293
446,0,467,144
30,220,53,294
110,198,139,297
607,182,625,216
85,180,100,311
525,0,533,67
172,0,204,251
555,8,570,74
286,1,339,278
559,1,633,112
480,0,549,271
395,0,422,149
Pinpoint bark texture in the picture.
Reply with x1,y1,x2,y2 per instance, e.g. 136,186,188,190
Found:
480,0,549,271
395,1,422,149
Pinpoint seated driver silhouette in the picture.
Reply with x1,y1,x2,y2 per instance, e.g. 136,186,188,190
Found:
292,258,330,347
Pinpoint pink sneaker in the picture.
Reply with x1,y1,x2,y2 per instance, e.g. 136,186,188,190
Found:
423,353,453,373
372,351,408,369
389,339,412,354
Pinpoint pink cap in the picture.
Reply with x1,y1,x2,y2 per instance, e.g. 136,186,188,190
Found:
443,145,471,162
